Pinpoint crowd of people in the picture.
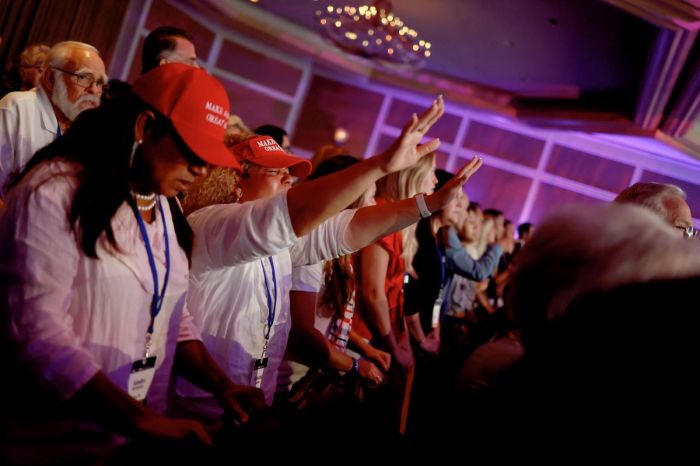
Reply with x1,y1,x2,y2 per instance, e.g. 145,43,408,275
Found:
1,26,699,464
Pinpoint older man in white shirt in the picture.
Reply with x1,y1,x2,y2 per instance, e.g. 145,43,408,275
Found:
0,40,106,198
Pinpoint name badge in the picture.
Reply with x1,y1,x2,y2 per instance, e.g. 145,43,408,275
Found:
252,349,268,389
128,356,157,402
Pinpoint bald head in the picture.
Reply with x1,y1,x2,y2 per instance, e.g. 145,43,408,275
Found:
42,41,106,124
615,182,693,236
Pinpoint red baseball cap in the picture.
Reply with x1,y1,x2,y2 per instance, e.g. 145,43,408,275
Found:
132,63,240,170
231,135,312,177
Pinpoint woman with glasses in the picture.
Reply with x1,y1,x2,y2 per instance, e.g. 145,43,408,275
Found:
0,64,265,464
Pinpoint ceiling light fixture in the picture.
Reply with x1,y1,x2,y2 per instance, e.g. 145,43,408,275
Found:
316,0,431,69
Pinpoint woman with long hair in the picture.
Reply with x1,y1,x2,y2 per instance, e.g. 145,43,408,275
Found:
0,64,264,463
282,155,390,394
353,152,439,434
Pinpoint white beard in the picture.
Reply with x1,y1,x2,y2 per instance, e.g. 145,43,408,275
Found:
51,73,100,121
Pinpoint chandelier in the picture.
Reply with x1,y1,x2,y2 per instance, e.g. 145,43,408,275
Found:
316,1,432,69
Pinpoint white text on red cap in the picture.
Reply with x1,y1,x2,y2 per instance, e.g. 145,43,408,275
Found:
205,101,229,128
256,138,284,152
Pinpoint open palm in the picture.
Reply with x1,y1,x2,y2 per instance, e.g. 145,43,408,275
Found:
380,95,445,174
433,156,484,208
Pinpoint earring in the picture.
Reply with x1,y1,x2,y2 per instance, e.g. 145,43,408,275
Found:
129,139,143,167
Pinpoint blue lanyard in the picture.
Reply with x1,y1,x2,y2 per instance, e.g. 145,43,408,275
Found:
131,198,171,337
57,124,62,137
261,257,278,340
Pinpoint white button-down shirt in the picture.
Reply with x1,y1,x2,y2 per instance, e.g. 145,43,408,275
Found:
0,87,59,198
1,161,200,416
177,195,356,412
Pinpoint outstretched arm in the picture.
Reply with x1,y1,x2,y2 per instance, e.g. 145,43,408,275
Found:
345,157,483,250
286,97,445,237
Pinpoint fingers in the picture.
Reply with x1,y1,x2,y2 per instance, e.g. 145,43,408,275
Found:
403,95,444,135
191,423,213,447
416,138,441,157
382,354,392,371
421,95,444,130
225,398,250,424
403,112,420,134
455,156,483,182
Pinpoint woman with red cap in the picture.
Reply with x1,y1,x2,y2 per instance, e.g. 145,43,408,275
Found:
0,64,265,463
173,96,484,422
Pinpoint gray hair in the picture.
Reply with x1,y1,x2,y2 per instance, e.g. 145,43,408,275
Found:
508,203,700,334
614,182,686,223
47,41,100,68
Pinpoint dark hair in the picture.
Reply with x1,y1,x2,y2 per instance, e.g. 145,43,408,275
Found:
434,168,454,192
11,90,193,262
467,201,481,213
254,125,288,146
518,222,533,238
311,155,361,320
308,154,358,180
141,26,194,74
101,79,132,104
483,208,504,218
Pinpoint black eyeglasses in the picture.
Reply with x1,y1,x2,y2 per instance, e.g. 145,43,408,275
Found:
53,67,107,90
675,225,698,239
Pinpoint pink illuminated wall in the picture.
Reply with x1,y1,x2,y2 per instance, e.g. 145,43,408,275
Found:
110,0,700,227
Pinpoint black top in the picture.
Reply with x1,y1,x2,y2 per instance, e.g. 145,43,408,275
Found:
405,218,444,333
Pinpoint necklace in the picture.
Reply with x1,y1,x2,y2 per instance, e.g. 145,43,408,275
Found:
136,198,157,212
130,191,157,212
131,191,156,201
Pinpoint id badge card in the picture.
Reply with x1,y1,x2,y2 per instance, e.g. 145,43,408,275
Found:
252,350,268,389
128,356,157,402
431,297,443,328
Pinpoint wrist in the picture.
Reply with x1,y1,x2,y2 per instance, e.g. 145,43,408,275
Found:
424,193,442,215
381,330,399,352
414,193,432,218
368,153,390,176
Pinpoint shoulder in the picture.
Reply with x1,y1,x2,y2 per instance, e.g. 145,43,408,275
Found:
15,160,81,203
2,160,81,226
187,201,246,227
0,89,39,110
377,229,402,252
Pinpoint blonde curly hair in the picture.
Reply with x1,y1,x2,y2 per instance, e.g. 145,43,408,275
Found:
181,167,240,216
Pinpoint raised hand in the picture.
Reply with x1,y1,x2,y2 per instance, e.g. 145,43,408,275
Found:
379,95,445,174
427,156,483,211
